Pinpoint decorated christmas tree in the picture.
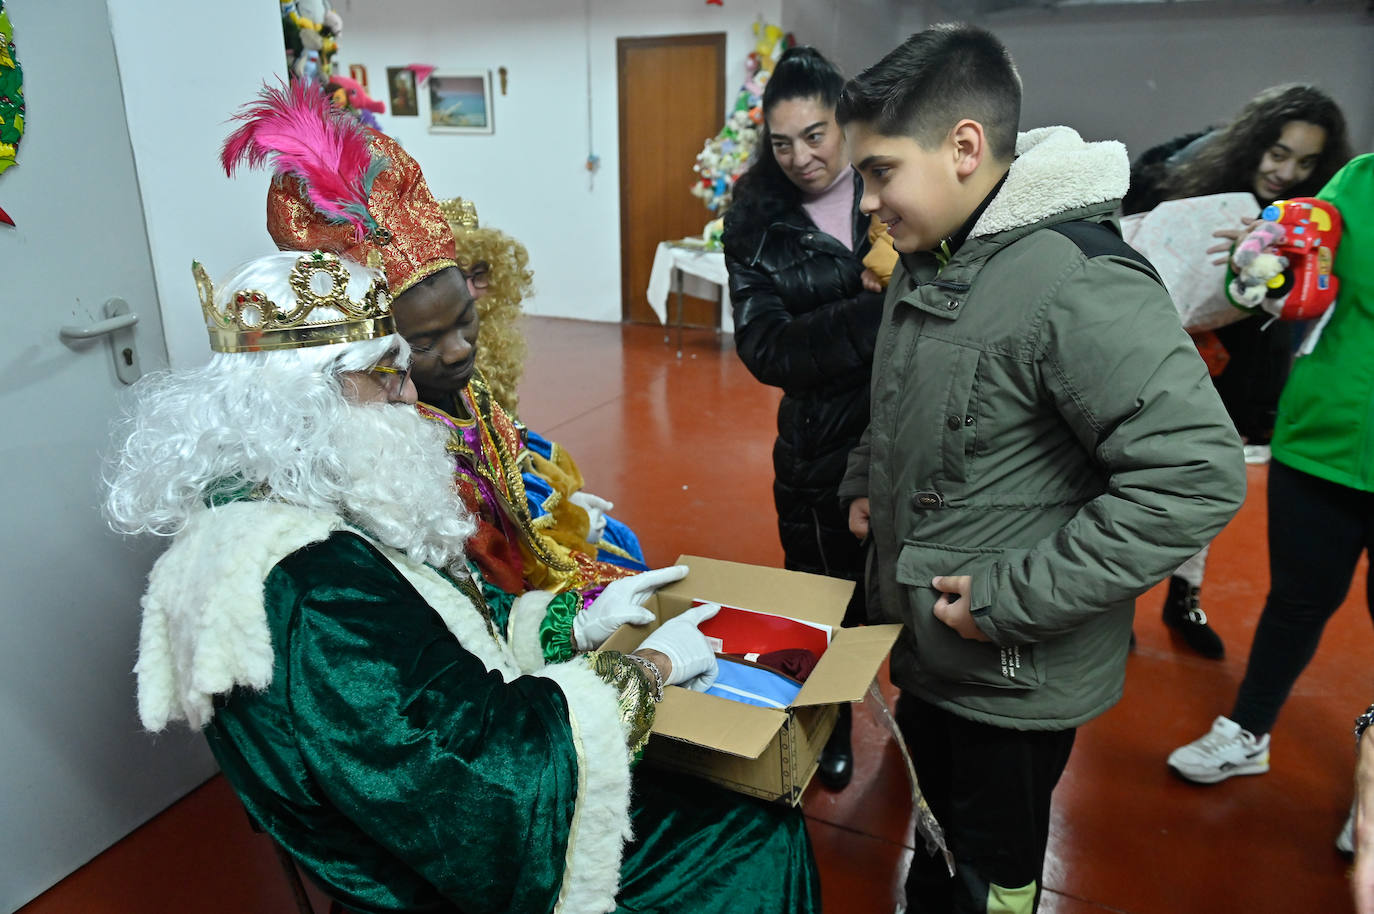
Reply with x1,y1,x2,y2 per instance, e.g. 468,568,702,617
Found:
690,20,791,247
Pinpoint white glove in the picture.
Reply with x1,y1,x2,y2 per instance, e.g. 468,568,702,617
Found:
572,565,689,651
636,602,721,692
569,490,614,545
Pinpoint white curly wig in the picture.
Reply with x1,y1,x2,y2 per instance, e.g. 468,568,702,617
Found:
104,252,475,567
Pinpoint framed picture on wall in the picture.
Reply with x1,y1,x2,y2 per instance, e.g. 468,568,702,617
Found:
428,70,494,134
387,67,419,117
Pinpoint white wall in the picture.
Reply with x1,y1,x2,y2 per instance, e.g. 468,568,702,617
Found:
781,0,907,79
107,0,287,368
337,0,780,323
114,3,1372,340
897,4,1373,163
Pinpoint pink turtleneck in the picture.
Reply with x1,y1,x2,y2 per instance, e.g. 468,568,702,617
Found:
801,165,855,250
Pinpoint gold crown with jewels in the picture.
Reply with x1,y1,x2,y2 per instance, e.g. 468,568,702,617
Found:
194,251,395,353
437,197,479,230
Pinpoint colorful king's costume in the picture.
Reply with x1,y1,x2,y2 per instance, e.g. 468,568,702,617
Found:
415,372,641,596
149,499,816,914
185,84,821,911
437,197,650,583
119,235,818,913
246,83,645,596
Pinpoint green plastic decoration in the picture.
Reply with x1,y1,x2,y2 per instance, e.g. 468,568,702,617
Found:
0,0,23,226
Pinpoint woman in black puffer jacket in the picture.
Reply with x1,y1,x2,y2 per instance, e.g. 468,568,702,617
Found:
723,47,884,791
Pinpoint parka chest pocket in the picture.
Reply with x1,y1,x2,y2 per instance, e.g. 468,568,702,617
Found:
921,339,981,486
893,541,1043,691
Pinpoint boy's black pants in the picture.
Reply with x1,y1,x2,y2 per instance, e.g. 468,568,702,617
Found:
896,693,1076,914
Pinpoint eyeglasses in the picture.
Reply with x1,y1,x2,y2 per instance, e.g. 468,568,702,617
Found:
368,363,411,398
462,264,491,292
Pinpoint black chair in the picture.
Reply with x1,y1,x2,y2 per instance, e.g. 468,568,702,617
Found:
244,809,346,914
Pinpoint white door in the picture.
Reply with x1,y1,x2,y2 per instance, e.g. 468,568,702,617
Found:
0,3,215,908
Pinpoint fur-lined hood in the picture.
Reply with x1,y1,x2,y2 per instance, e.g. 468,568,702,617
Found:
970,125,1129,239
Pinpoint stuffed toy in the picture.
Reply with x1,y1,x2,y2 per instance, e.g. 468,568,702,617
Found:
327,74,383,114
281,0,341,85
691,106,758,214
863,215,899,288
1227,220,1288,309
702,216,724,248
325,74,384,131
1226,197,1342,321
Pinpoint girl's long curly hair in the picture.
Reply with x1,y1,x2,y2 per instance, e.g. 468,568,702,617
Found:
1162,84,1351,202
723,47,846,256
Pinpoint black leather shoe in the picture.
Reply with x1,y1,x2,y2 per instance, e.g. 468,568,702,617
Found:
1162,575,1225,659
817,703,853,791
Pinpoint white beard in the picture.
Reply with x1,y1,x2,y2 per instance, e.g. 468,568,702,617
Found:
331,404,475,569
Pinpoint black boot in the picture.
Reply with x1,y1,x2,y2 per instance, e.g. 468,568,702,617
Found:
1162,575,1224,659
816,702,853,791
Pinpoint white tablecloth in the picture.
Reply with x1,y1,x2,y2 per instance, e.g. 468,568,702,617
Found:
646,242,733,333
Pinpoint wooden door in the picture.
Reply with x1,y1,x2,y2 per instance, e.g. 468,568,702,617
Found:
618,34,726,325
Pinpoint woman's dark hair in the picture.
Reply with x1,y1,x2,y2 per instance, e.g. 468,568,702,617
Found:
725,47,845,248
1162,84,1352,202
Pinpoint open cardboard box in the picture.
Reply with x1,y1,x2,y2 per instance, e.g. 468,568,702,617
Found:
600,555,901,805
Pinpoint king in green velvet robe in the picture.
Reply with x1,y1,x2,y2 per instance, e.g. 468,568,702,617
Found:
135,499,819,914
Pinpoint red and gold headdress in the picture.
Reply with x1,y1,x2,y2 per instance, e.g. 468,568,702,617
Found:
222,82,457,297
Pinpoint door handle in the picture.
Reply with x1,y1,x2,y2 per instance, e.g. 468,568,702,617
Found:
59,298,143,385
59,311,139,340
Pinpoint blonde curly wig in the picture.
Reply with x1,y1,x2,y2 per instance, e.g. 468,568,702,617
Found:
441,199,534,418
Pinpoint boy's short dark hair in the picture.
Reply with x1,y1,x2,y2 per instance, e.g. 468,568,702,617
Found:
836,23,1021,162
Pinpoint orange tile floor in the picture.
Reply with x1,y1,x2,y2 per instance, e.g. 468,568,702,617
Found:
22,318,1370,914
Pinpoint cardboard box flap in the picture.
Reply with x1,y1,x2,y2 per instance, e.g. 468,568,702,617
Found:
792,623,902,707
650,688,788,759
668,555,855,628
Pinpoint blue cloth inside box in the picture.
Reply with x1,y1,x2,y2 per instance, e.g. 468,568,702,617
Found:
703,656,804,709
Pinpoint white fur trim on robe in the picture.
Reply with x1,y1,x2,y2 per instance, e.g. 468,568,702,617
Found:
136,502,344,731
137,500,636,913
540,660,636,914
972,126,1130,239
377,550,635,913
509,590,557,673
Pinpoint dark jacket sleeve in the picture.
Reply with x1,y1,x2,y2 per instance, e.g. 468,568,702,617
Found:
726,249,884,392
966,254,1247,643
837,422,872,507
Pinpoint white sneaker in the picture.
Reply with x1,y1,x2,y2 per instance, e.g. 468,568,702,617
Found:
1338,804,1356,856
1168,716,1271,784
1244,444,1271,465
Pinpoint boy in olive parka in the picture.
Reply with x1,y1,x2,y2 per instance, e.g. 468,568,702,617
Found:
836,24,1246,914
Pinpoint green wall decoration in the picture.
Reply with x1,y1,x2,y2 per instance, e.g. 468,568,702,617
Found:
0,0,24,226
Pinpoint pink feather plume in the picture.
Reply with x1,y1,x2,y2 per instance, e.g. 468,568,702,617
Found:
222,81,383,241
